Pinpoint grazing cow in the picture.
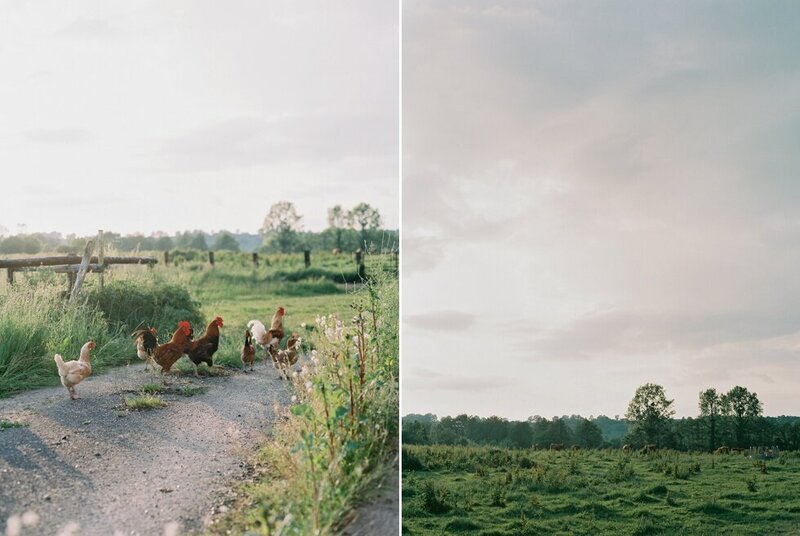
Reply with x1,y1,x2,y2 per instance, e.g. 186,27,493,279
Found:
730,447,747,455
332,248,342,255
622,444,631,454
550,443,564,451
640,444,657,454
714,446,730,455
571,445,580,451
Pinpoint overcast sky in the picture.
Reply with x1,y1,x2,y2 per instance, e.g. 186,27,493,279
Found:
403,1,800,419
0,1,397,236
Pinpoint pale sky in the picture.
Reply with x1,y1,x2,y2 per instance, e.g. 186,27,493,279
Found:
0,1,398,236
403,1,800,419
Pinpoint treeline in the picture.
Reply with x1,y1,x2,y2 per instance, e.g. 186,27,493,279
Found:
403,413,800,452
0,201,397,255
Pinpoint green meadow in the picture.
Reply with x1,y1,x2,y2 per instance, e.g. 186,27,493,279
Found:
402,444,800,536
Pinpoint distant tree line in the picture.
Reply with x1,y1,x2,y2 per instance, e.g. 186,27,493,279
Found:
404,384,800,452
0,201,396,255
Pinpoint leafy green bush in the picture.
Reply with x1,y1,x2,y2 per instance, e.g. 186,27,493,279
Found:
421,481,452,514
85,278,204,335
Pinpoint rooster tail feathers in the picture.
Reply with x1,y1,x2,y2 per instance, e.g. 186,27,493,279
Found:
54,354,65,373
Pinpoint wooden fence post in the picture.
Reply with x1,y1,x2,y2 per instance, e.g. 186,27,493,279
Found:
208,251,215,266
6,269,13,285
67,271,76,295
394,250,399,274
355,248,365,279
97,230,105,290
164,250,170,265
252,252,259,266
69,240,95,300
304,250,311,268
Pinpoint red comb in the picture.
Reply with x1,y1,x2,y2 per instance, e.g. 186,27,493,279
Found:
179,321,190,328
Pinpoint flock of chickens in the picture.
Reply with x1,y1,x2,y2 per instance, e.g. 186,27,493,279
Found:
53,306,302,400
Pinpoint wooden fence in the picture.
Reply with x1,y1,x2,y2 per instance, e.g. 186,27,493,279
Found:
0,230,157,298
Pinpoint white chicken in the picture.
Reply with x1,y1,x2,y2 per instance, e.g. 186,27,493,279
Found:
246,319,267,348
54,341,96,400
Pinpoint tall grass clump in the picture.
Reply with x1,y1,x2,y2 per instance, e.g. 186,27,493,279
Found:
0,281,130,397
212,272,398,535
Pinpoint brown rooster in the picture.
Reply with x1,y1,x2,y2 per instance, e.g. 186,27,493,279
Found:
269,333,301,379
154,321,192,374
241,330,256,371
267,306,285,350
247,306,286,362
185,316,223,377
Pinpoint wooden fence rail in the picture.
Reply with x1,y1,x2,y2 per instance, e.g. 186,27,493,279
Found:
1,230,157,295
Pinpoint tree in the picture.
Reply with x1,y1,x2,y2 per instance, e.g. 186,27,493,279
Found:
348,202,382,247
260,201,303,253
721,386,763,448
188,233,208,251
327,205,348,251
214,233,240,252
575,418,604,448
154,235,174,251
625,383,675,446
699,388,722,452
538,418,574,447
509,421,534,449
0,235,41,254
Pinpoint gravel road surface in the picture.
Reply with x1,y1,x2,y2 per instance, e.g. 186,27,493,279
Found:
0,364,290,535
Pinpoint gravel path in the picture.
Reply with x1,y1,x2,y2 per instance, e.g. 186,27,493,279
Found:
341,465,399,536
0,363,290,535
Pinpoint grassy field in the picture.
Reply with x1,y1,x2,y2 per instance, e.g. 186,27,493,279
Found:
0,250,397,394
402,444,800,535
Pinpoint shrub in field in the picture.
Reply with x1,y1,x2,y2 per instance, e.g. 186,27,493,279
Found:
403,446,426,471
607,457,635,483
85,278,204,335
421,481,452,514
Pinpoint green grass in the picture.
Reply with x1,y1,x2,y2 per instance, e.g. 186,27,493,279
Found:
140,383,163,394
122,394,168,410
173,385,207,397
0,419,27,429
402,445,800,535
